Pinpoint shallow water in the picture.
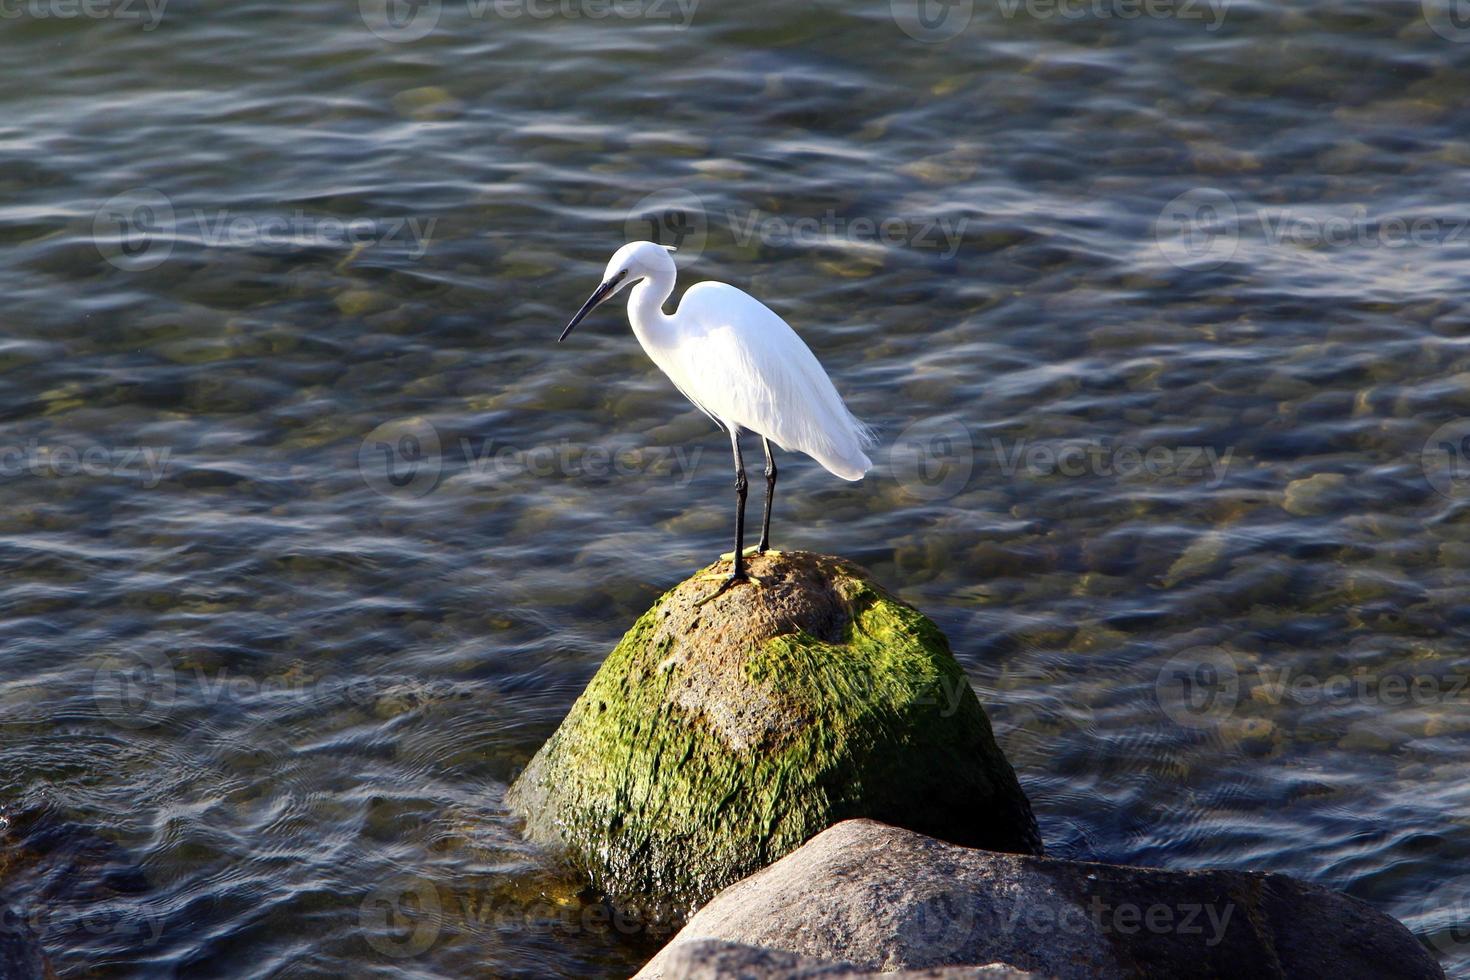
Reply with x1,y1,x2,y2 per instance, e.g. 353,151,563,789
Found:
3,0,1470,975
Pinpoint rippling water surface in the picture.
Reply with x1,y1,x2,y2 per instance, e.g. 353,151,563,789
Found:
4,0,1470,975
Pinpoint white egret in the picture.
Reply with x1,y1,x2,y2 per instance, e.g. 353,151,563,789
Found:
559,241,875,597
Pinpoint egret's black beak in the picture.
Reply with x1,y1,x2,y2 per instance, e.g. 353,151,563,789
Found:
559,270,627,342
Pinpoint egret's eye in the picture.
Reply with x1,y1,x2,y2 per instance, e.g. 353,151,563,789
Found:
612,269,629,283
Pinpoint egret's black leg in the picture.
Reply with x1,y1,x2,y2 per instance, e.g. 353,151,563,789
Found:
757,437,777,554
700,427,749,603
729,427,749,581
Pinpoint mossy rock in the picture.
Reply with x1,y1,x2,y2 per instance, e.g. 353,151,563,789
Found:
505,551,1041,916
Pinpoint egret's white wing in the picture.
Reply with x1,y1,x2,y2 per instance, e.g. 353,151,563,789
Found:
658,282,873,480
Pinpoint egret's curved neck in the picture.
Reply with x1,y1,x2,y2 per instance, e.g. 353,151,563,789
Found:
626,267,676,346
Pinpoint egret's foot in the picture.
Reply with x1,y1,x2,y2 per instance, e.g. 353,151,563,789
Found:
719,545,764,561
695,570,749,606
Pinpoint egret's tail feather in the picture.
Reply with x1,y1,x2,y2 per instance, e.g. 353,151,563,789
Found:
815,451,870,481
843,407,877,478
829,450,871,481
802,407,874,481
849,408,877,450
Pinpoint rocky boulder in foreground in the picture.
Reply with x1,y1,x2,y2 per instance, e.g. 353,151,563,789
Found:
656,940,1033,978
505,552,1040,915
636,820,1444,980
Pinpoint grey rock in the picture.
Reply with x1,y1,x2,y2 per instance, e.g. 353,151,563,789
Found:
637,820,1443,980
660,940,1034,979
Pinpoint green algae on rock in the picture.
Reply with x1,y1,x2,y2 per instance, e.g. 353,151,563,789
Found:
505,551,1041,916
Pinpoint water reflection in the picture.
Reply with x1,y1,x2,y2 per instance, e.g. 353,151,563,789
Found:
2,0,1469,975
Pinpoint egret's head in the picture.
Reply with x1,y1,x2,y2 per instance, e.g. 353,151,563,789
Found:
559,241,676,342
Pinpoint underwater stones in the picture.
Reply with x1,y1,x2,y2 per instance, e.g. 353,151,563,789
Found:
1282,473,1351,517
390,86,461,120
1162,531,1230,589
333,288,396,318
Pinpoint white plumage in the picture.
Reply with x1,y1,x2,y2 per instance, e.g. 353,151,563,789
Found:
639,280,873,480
559,240,875,593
